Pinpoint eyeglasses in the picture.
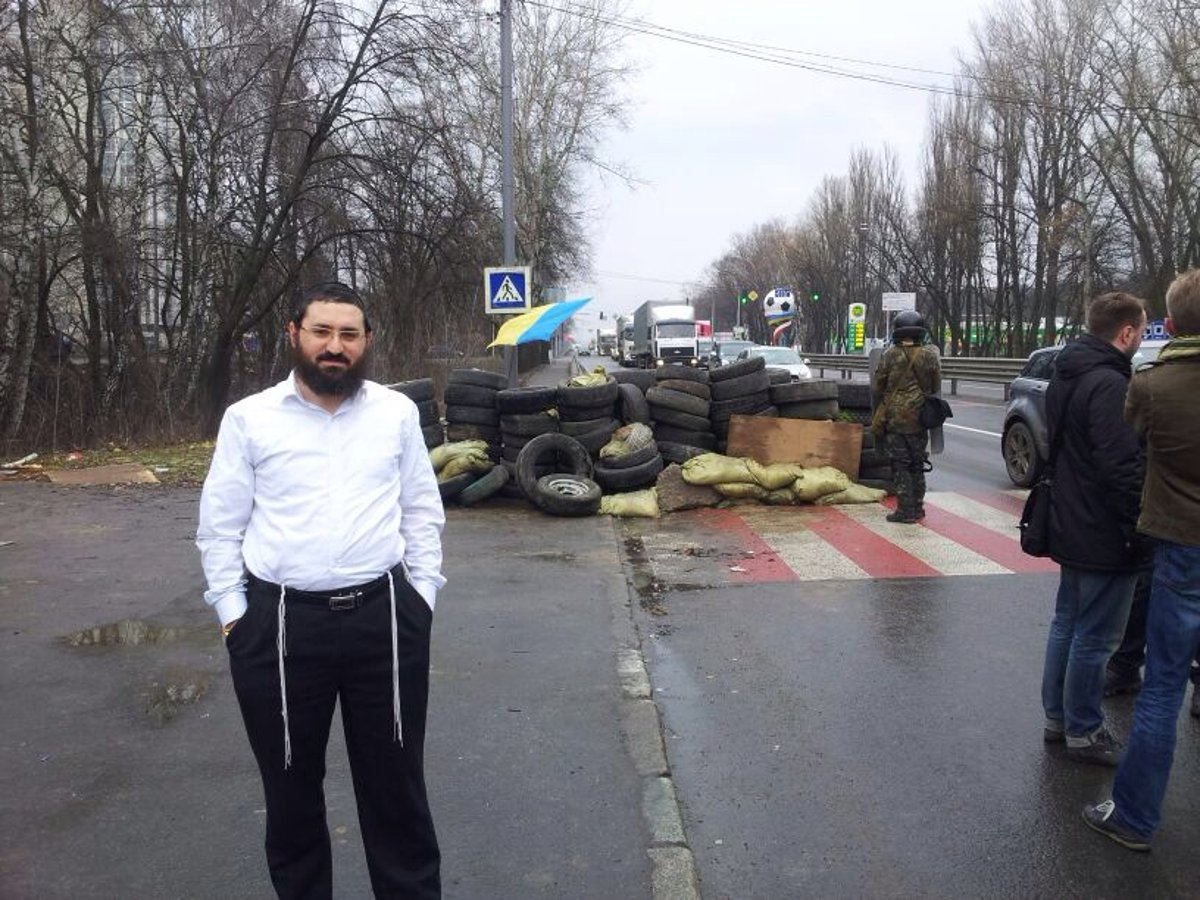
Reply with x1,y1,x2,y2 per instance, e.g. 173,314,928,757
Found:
300,324,366,344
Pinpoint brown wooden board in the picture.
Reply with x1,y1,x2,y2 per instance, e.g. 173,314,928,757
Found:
45,463,159,485
725,415,863,477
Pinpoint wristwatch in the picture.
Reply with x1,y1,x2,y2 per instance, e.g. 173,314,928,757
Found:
221,619,240,639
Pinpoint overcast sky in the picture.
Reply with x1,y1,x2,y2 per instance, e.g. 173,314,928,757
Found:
559,0,995,340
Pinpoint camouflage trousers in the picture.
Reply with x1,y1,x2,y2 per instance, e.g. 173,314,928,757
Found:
884,431,929,514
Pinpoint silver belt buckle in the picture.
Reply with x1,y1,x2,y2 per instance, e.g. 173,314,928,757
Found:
328,591,360,611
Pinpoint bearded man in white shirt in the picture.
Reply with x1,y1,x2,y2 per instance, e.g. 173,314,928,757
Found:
197,282,445,899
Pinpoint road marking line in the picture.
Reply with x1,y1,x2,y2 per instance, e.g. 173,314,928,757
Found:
922,491,1026,539
960,489,1029,518
838,504,1007,576
917,496,1058,573
737,508,870,581
944,423,1002,438
799,506,942,578
691,508,796,583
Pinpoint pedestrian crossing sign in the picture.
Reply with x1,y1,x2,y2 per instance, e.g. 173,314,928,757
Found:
484,266,532,314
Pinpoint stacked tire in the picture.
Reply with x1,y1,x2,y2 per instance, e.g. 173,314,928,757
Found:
836,382,893,494
496,386,559,500
771,379,840,421
593,425,664,494
556,379,620,459
707,356,773,448
390,378,443,449
514,432,601,516
647,365,716,459
443,369,506,457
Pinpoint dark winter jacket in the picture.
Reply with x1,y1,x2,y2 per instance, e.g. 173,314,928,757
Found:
1046,333,1149,572
1124,335,1200,548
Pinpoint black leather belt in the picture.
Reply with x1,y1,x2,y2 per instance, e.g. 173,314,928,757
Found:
246,566,400,610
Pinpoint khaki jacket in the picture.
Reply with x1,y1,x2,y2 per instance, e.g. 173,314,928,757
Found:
1125,336,1200,547
871,342,941,435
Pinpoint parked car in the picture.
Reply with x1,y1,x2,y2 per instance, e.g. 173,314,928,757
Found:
737,345,813,381
1001,346,1061,487
1002,339,1167,487
697,336,715,368
712,339,755,367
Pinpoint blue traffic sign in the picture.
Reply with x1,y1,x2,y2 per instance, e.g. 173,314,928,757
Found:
484,266,532,314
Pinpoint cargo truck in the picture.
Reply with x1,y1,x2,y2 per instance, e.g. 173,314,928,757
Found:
616,318,635,366
631,302,698,368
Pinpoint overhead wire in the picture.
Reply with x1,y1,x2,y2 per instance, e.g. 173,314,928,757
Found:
519,0,1200,124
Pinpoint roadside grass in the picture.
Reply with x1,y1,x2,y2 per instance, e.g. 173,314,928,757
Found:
35,441,216,487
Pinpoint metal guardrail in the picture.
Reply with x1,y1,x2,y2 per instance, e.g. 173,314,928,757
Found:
805,354,1026,398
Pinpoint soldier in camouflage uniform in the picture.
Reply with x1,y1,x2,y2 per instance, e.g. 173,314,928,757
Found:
870,310,942,523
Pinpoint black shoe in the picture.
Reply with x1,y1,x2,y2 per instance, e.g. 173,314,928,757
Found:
1191,686,1200,719
886,509,919,524
1104,669,1143,697
1082,800,1150,852
1066,727,1123,767
1043,719,1065,743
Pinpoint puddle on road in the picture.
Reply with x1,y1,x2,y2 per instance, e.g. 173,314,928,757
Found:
510,550,578,563
60,618,193,647
143,668,210,726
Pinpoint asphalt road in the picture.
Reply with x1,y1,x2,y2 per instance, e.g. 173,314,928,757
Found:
4,357,1195,899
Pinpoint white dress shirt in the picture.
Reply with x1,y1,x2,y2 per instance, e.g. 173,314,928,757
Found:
196,374,446,626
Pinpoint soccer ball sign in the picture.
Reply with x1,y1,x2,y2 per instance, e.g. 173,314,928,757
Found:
763,287,794,320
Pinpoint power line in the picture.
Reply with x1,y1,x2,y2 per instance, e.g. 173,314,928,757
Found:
520,0,1200,124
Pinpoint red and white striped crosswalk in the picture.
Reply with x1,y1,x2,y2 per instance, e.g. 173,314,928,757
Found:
634,490,1058,584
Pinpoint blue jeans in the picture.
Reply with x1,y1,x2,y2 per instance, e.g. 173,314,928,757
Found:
1110,540,1200,839
1041,566,1138,737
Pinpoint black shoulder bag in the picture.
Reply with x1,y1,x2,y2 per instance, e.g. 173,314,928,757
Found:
1018,380,1076,557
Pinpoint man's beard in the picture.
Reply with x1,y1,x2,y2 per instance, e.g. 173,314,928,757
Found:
293,346,369,397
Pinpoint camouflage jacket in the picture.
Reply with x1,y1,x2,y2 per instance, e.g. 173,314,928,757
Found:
871,342,942,434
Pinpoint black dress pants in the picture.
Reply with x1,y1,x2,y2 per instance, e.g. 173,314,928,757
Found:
228,573,440,899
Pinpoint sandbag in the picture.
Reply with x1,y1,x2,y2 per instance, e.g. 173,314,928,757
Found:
791,466,851,502
599,422,656,460
429,440,488,472
681,453,755,486
745,460,808,491
712,482,769,500
599,488,660,518
814,483,888,505
437,452,494,481
566,369,610,388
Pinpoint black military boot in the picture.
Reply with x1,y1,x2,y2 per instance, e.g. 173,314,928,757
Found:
886,504,919,524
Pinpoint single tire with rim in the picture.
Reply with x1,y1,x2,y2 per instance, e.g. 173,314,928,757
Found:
534,474,602,517
516,432,593,500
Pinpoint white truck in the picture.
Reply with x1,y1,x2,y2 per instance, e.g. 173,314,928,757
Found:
615,318,635,365
631,302,698,368
597,328,617,359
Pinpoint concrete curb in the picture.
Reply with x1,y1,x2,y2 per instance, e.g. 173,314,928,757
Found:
610,522,701,900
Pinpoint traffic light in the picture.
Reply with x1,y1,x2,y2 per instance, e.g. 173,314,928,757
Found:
810,290,821,302
738,292,749,305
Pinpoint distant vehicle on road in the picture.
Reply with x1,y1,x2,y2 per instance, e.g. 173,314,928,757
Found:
738,345,813,381
631,302,698,368
711,339,755,367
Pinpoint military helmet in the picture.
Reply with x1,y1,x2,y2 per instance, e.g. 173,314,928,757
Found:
891,309,927,343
